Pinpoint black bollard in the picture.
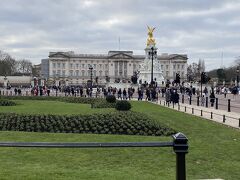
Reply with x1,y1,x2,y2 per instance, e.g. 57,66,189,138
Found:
205,97,208,108
228,99,231,112
211,112,213,119
197,96,199,106
189,96,192,105
223,115,226,123
182,94,184,104
201,110,203,116
215,98,218,109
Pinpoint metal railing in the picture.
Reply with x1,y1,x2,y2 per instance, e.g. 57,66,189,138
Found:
159,100,240,128
0,132,188,180
180,94,240,113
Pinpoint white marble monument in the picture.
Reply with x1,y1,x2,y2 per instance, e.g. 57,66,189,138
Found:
138,26,164,86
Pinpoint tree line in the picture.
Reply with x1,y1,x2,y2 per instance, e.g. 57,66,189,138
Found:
207,58,240,84
187,58,240,84
0,50,33,76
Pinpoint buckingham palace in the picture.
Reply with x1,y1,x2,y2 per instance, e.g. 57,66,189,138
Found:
41,50,188,86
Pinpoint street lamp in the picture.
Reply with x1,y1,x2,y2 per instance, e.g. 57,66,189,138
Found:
148,46,157,86
236,66,239,87
89,65,93,90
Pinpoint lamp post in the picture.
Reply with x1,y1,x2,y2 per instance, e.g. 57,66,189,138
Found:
236,66,239,87
148,46,157,87
89,65,93,90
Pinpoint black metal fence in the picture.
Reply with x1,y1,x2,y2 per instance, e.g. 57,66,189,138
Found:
0,132,188,180
180,94,240,113
159,100,240,128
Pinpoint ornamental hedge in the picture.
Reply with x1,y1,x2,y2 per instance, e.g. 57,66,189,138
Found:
0,112,176,136
0,96,115,108
0,99,16,106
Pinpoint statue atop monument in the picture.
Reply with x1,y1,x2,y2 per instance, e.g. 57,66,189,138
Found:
138,26,164,86
147,26,156,46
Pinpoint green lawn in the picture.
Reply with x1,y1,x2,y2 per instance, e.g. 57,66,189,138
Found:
0,100,239,180
0,100,114,115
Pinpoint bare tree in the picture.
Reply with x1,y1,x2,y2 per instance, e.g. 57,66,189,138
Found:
0,50,16,75
235,56,240,66
187,62,199,81
16,59,32,75
198,59,205,73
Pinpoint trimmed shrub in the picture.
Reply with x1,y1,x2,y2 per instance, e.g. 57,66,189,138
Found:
115,100,131,111
106,95,116,103
0,112,176,136
92,100,116,108
0,99,16,106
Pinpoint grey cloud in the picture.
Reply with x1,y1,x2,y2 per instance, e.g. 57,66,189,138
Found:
0,0,239,70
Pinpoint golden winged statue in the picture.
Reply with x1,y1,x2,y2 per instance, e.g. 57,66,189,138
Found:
147,26,156,46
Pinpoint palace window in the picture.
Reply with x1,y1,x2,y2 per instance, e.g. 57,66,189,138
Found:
53,63,56,68
166,65,169,69
57,63,60,68
70,63,73,69
182,65,184,69
82,70,85,76
62,70,65,76
52,70,56,76
76,70,79,77
177,64,180,69
57,70,61,76
173,65,176,69
133,64,136,71
105,70,109,76
69,70,73,76
62,63,65,69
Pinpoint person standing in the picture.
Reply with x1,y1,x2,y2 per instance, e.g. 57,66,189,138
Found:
117,88,122,100
123,88,127,100
47,88,50,96
137,88,143,101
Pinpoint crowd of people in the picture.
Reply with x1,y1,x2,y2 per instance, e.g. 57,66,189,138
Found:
0,84,239,107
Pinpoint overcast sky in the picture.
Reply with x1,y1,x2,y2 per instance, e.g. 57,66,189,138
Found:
0,0,240,70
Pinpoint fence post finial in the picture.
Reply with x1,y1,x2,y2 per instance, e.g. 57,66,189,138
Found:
173,132,188,180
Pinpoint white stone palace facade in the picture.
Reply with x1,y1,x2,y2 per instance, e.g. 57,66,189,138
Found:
41,50,188,86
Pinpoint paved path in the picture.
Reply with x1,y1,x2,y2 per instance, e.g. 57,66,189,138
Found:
153,99,240,129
